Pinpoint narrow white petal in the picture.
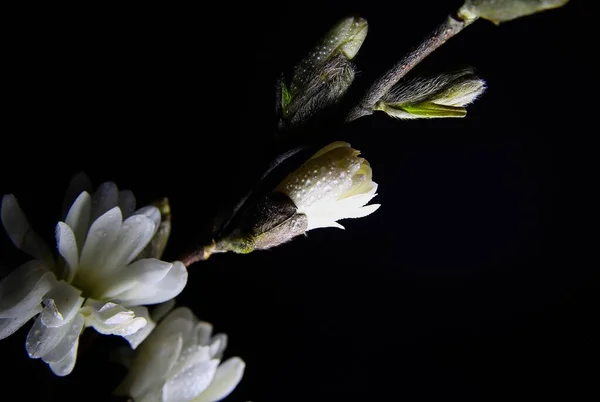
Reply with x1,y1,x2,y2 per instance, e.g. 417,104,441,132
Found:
150,307,196,343
163,360,219,402
40,281,84,328
134,206,161,234
0,260,56,318
86,300,148,336
91,182,119,221
123,306,155,349
116,332,183,399
78,207,122,277
193,357,246,402
49,336,79,377
55,222,79,282
61,171,92,219
195,322,213,346
101,214,156,271
118,190,137,219
209,334,228,360
64,191,92,255
100,259,173,300
341,203,381,219
1,194,53,264
26,311,80,358
0,305,42,340
306,217,345,231
41,313,84,363
118,261,187,306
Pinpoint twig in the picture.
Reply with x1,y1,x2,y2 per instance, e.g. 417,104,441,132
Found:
346,9,478,122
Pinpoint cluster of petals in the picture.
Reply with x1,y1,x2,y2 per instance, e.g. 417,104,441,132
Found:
0,174,187,375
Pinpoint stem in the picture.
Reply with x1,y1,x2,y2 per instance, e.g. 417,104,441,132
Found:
346,9,478,122
180,241,216,267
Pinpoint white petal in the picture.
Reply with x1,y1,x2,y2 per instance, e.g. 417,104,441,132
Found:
49,336,79,377
0,305,42,340
78,207,122,277
116,332,183,399
86,300,147,336
64,191,92,255
41,313,84,363
101,214,156,271
195,322,213,346
163,360,219,402
92,182,119,220
209,334,228,360
117,261,187,306
341,203,381,219
26,310,82,358
193,358,246,402
61,171,92,218
152,317,194,347
1,194,53,264
40,281,84,327
170,345,212,378
118,190,137,219
0,260,56,318
150,307,196,344
306,217,345,231
135,206,161,233
100,259,173,300
56,222,79,282
151,299,176,323
123,306,155,349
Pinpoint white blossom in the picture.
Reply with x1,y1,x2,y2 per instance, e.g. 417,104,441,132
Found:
116,306,245,402
0,174,188,376
276,141,380,230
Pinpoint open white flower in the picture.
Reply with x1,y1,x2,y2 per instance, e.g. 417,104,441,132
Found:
116,305,245,402
0,174,187,376
276,141,380,230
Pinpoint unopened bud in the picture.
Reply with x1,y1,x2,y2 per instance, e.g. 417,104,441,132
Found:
279,16,368,128
374,69,486,119
460,0,569,25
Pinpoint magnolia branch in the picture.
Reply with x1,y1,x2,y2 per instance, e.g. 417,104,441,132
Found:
346,10,478,122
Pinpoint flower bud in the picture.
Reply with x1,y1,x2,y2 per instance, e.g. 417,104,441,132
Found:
289,16,368,93
374,69,486,119
459,0,569,25
216,142,380,254
278,16,368,128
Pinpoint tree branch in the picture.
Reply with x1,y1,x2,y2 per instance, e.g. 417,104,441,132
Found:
346,10,478,122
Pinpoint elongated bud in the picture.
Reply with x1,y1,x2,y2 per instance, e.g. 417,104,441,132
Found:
278,16,368,129
459,0,569,25
289,16,368,93
374,69,486,119
135,198,171,260
215,142,380,254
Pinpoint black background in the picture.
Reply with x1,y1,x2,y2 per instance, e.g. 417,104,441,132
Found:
0,1,594,401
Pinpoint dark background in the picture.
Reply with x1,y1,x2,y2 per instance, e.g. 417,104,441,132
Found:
1,1,594,401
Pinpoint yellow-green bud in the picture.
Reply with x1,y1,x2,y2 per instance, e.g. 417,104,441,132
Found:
460,0,569,25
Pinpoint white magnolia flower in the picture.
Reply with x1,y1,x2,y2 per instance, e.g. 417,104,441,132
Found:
116,306,245,402
210,141,380,254
276,141,380,230
0,174,188,376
